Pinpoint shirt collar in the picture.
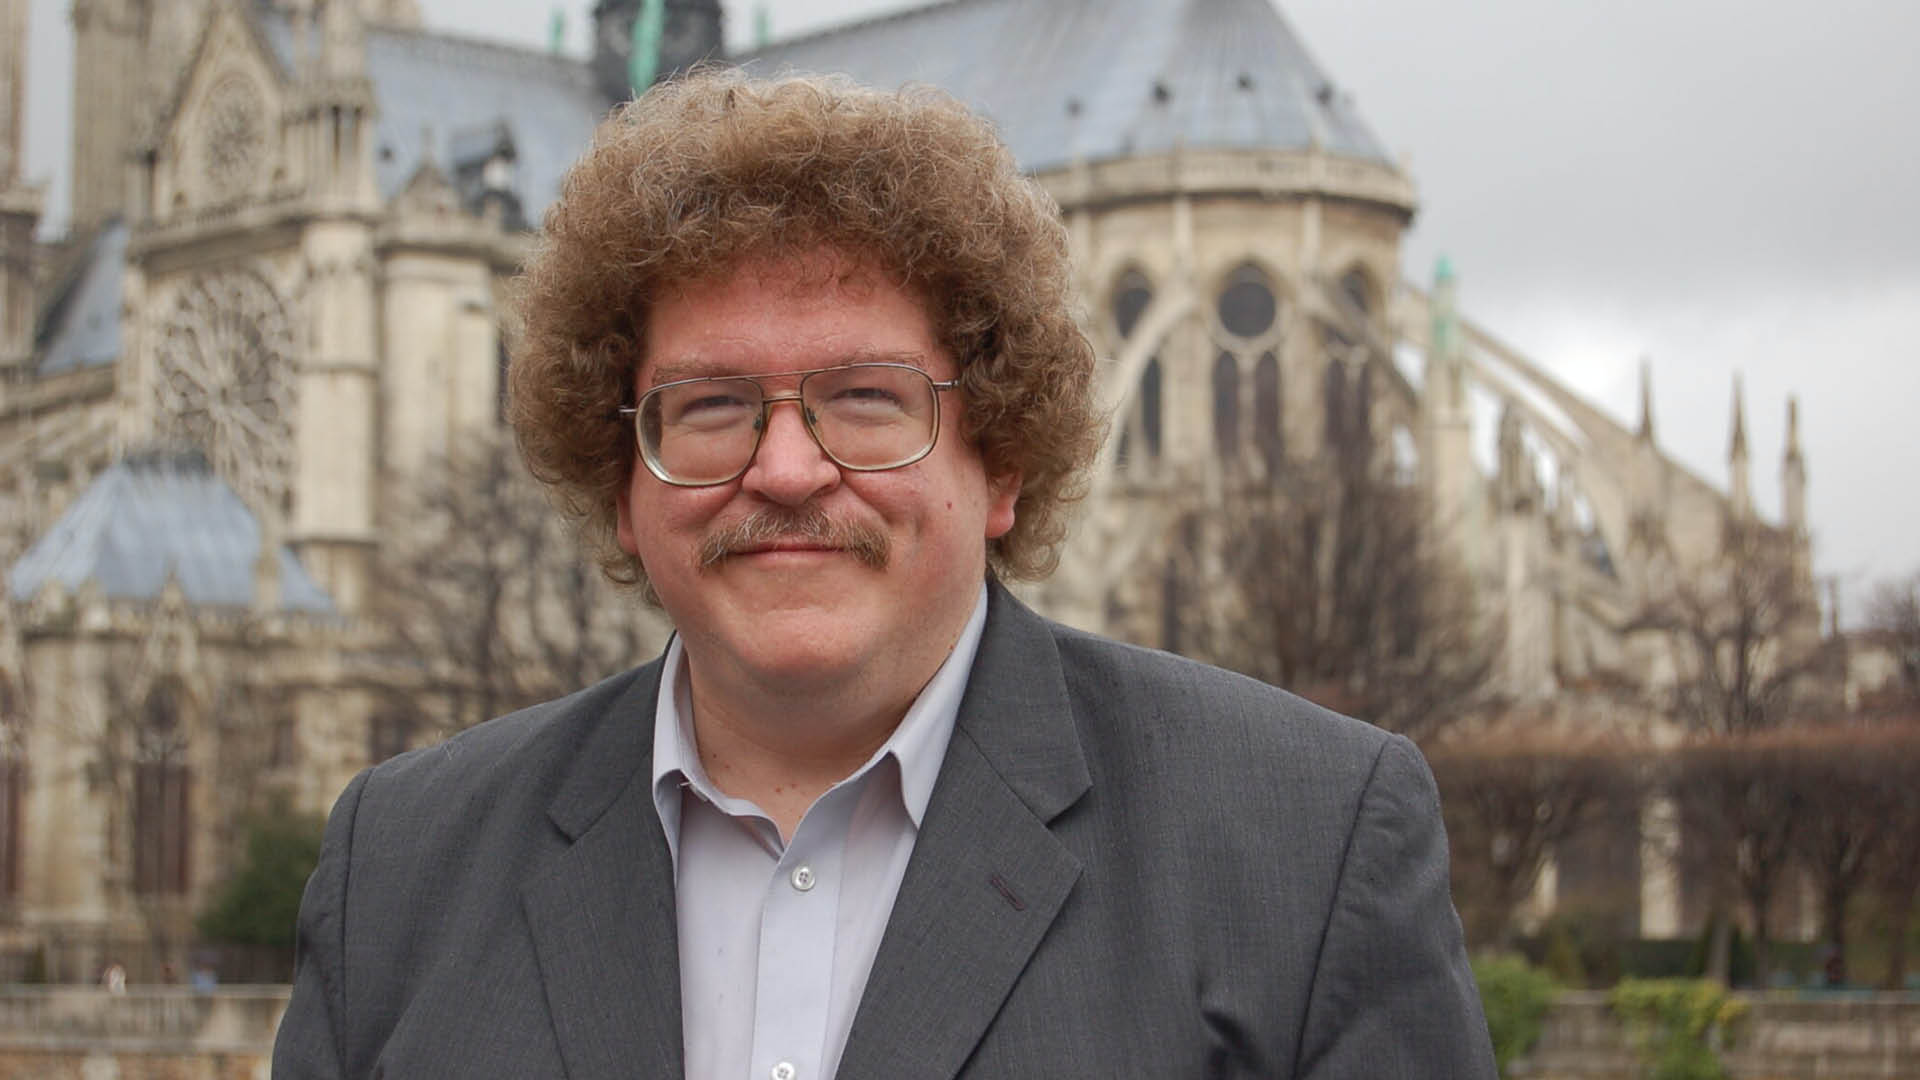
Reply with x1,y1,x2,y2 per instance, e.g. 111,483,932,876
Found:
650,583,989,861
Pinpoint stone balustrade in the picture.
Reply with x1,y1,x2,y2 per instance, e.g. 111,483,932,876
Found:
0,986,288,1079
0,986,1915,1078
1517,990,1920,1079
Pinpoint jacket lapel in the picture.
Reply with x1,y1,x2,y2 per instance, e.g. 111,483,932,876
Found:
836,585,1092,1080
521,659,687,1080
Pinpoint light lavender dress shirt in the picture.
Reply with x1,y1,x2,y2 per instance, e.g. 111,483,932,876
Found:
649,585,987,1080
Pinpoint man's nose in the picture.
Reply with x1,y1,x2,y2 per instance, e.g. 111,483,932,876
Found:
740,398,841,505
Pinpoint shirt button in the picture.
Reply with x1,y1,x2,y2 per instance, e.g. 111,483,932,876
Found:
790,865,816,892
771,1062,798,1080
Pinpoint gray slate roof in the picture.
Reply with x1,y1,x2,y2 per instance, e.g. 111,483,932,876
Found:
257,16,607,221
7,452,336,614
36,220,127,375
744,0,1392,174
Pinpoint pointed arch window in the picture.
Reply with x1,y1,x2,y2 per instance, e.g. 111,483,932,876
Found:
1350,361,1374,448
496,337,512,426
1211,264,1281,470
134,685,191,897
1111,269,1164,472
1140,357,1164,460
0,677,23,901
1162,515,1201,654
1255,351,1282,474
1213,352,1242,460
368,710,417,765
1161,557,1182,654
1338,267,1374,318
1112,269,1154,341
1323,360,1348,452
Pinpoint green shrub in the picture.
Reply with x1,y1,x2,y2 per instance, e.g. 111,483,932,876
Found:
1541,922,1586,986
1472,953,1556,1078
1608,977,1746,1080
196,804,325,948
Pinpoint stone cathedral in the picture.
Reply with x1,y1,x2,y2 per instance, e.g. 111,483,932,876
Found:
0,0,1819,978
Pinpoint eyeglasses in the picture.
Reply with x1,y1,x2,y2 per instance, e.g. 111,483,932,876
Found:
618,362,961,487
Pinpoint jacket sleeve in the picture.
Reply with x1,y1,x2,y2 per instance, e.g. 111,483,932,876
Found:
272,769,371,1080
1295,735,1496,1079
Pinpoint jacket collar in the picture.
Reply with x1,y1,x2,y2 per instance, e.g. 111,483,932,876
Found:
836,580,1092,1079
523,581,1092,1079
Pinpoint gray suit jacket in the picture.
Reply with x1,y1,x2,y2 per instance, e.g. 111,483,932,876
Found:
274,584,1494,1078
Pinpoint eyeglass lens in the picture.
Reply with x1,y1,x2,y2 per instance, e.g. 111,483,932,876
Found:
639,364,940,484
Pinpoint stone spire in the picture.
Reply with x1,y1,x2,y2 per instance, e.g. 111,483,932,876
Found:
1782,395,1807,535
1423,255,1474,550
1635,357,1655,444
1627,357,1669,553
0,0,25,186
301,0,376,209
1427,255,1466,417
0,0,42,372
320,0,369,83
1728,372,1751,520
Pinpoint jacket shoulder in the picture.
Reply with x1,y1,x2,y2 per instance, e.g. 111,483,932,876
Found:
353,661,660,833
1046,619,1394,757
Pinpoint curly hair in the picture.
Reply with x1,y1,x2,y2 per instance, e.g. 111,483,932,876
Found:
510,69,1102,590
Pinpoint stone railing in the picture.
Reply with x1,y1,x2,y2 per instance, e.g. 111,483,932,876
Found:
1516,991,1920,1079
0,986,288,1080
0,986,1916,1078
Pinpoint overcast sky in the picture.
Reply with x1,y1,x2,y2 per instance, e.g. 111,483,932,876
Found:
19,0,1919,617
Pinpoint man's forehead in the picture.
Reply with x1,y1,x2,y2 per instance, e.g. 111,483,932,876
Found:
667,245,898,303
636,246,943,385
645,348,935,387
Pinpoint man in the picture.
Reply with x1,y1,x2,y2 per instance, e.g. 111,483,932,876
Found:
274,72,1495,1079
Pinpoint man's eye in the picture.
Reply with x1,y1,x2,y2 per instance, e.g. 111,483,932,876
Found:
671,392,756,426
827,384,907,411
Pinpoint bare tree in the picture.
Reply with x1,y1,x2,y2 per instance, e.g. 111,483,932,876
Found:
1427,720,1643,949
1864,572,1919,711
1630,519,1833,984
372,430,666,734
1637,520,1832,736
1168,364,1501,743
1669,734,1808,987
1784,725,1911,985
1868,724,1920,988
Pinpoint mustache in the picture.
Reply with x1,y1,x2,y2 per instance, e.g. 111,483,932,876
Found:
698,506,890,570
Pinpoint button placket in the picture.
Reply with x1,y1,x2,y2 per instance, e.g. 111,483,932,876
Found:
750,792,852,1080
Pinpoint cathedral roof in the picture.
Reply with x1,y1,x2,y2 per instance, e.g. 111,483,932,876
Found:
742,0,1393,174
6,452,335,614
35,220,127,375
256,17,606,219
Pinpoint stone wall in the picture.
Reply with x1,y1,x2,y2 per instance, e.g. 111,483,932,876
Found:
0,987,1915,1077
1518,991,1920,1079
0,987,286,1080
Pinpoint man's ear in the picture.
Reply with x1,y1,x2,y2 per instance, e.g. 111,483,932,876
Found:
985,472,1021,540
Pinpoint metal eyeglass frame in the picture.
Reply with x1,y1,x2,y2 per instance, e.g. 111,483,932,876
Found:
617,362,962,487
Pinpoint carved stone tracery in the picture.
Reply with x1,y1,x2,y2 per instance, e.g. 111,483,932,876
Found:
154,270,296,508
195,74,267,201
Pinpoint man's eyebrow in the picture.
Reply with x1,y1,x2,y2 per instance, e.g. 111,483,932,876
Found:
646,349,934,386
